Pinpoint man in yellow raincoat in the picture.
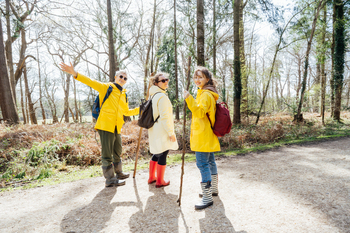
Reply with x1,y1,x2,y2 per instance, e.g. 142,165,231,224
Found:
60,62,139,187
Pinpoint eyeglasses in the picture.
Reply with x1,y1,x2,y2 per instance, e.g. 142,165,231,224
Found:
157,78,169,83
119,75,128,81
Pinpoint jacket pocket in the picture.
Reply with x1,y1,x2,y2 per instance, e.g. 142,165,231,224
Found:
191,119,206,135
100,109,117,124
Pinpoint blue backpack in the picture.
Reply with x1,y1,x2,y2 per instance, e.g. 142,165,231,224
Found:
92,85,113,120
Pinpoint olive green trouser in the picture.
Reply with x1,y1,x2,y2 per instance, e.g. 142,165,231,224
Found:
98,127,122,167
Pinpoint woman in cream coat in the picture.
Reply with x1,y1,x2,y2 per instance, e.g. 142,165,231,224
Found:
147,73,178,188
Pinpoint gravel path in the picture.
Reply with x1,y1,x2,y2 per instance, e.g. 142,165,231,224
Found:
1,138,350,233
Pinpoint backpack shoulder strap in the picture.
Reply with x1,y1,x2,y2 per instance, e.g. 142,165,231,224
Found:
201,90,216,128
101,85,113,106
151,92,163,122
206,112,214,129
150,92,162,99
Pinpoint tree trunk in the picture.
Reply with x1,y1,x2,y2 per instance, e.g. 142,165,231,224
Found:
330,2,336,117
330,76,335,117
174,0,179,120
275,75,280,110
307,67,311,111
107,0,116,82
23,64,37,124
321,73,327,124
287,64,291,99
79,101,83,123
347,81,350,108
44,82,58,124
296,56,302,99
197,0,205,66
240,2,248,119
64,73,71,123
144,0,157,97
13,27,28,92
150,29,154,74
295,0,324,122
320,5,327,125
0,15,19,124
25,95,30,124
20,77,26,124
271,76,275,111
5,0,16,102
36,40,46,124
46,82,58,124
69,107,75,122
213,0,217,74
73,78,79,123
315,62,321,112
233,0,241,124
333,0,345,121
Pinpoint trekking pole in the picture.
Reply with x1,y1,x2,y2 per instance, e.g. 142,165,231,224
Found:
177,56,192,206
133,126,143,178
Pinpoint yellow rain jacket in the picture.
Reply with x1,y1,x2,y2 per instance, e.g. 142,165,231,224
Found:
185,89,221,152
75,73,139,134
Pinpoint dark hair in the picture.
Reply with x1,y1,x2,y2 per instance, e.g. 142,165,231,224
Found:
193,66,218,87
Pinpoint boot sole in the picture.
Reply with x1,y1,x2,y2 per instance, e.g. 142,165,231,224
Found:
195,201,213,210
117,175,130,180
106,181,126,187
199,193,218,197
155,182,170,188
116,181,126,186
148,180,156,184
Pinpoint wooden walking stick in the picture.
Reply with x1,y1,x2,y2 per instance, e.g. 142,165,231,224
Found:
133,127,143,178
133,77,153,178
177,56,192,206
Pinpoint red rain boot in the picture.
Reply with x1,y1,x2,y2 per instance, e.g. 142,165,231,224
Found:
148,160,157,184
156,164,170,188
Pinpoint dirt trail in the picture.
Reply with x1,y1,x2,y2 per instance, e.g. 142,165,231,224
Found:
1,138,350,233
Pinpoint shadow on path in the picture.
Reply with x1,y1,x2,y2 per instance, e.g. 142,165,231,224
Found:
60,186,118,233
198,197,245,233
129,180,184,233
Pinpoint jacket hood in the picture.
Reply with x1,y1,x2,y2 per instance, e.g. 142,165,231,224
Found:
149,85,166,97
200,85,219,101
202,84,218,94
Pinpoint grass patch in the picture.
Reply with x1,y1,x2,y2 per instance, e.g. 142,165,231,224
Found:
1,166,102,192
219,129,350,157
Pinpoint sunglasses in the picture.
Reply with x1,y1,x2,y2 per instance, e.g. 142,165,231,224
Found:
119,75,128,81
157,78,169,83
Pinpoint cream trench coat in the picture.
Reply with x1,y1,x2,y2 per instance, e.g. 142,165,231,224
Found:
148,85,178,154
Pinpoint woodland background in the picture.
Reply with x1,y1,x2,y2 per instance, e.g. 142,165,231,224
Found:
0,0,350,188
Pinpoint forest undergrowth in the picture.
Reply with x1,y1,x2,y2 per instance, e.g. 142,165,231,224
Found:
1,112,350,190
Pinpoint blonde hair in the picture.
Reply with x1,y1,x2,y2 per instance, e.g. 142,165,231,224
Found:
193,66,218,87
149,72,169,85
146,72,169,99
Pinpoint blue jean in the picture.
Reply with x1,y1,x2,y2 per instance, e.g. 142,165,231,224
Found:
195,152,218,183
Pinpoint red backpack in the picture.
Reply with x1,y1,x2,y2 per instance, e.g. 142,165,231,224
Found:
207,102,232,137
